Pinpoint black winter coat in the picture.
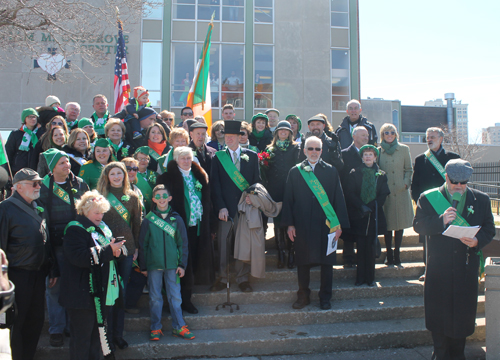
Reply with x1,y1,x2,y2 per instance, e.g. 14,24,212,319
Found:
344,164,390,237
36,106,66,132
249,129,273,152
414,186,494,338
4,128,41,175
299,132,343,173
339,143,362,184
336,115,378,150
189,141,216,177
156,161,215,285
264,143,301,202
281,160,349,266
62,144,91,176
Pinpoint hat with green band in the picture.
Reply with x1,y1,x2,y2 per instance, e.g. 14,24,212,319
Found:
43,148,69,172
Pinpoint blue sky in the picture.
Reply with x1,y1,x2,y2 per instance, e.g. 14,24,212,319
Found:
359,0,500,142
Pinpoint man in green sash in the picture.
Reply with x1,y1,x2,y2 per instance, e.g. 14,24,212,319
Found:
210,121,261,293
282,136,349,310
39,148,89,347
414,159,495,360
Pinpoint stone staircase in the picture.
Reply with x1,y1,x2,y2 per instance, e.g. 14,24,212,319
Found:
35,227,485,359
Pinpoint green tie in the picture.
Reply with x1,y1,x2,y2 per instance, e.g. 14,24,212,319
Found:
233,151,240,171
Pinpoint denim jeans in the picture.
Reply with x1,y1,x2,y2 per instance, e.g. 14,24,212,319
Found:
46,246,68,334
148,269,185,331
107,254,134,338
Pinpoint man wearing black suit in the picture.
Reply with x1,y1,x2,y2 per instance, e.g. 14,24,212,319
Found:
189,122,216,177
411,127,460,280
210,121,261,292
339,126,369,268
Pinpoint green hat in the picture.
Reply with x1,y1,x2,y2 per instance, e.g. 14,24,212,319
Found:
78,118,94,128
43,148,69,172
359,144,379,157
94,138,111,148
134,146,150,156
285,114,302,132
21,108,38,123
251,113,269,125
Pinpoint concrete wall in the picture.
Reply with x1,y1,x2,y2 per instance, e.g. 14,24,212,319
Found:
359,99,400,136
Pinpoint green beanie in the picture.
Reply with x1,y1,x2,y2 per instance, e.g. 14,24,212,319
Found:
43,148,69,172
285,114,302,132
359,144,379,157
94,138,111,148
134,146,150,156
21,108,38,123
251,113,269,125
78,118,94,128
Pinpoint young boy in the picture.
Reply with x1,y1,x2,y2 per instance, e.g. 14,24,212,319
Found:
138,185,195,341
115,86,153,140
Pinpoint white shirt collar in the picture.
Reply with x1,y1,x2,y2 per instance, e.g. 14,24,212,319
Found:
307,160,318,170
229,146,241,159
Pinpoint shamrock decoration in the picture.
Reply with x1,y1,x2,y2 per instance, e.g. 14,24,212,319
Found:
170,217,176,221
376,171,384,177
121,195,130,202
36,206,44,213
22,135,28,142
86,226,96,233
71,188,78,194
96,118,104,126
241,154,250,162
467,206,474,216
303,165,313,172
122,148,129,157
194,180,203,192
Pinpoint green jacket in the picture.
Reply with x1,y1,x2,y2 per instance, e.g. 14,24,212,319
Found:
78,160,104,190
137,209,188,271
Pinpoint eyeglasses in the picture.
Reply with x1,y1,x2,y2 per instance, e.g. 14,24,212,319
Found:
307,147,321,151
164,118,174,121
20,181,42,188
182,112,193,116
154,193,169,200
126,166,139,172
137,157,149,162
450,179,468,185
384,131,396,136
52,122,64,126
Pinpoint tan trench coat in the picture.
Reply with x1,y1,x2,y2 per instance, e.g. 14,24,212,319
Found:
234,183,282,278
378,142,414,231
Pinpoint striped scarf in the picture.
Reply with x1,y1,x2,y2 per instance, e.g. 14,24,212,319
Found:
19,125,39,151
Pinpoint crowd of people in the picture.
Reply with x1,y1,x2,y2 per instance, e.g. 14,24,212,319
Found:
0,92,495,360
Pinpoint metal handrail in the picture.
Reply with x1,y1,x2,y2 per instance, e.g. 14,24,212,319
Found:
468,182,500,215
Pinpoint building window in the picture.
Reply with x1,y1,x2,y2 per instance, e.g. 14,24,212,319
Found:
254,45,273,109
173,0,196,20
223,0,245,22
173,0,245,22
143,2,164,19
141,43,163,108
220,44,244,108
331,49,350,111
171,43,195,107
255,0,273,23
331,0,349,28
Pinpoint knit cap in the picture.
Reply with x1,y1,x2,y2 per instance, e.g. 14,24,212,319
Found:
78,118,94,128
21,108,38,123
94,138,111,148
46,95,61,107
251,113,269,125
43,148,69,172
138,107,157,121
134,86,149,100
134,146,150,156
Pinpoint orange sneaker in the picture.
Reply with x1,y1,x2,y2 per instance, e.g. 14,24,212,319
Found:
172,325,195,340
150,329,163,341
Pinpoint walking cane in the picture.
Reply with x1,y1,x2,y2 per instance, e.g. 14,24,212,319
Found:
216,217,240,312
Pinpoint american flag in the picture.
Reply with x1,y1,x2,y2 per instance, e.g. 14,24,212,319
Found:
114,20,130,113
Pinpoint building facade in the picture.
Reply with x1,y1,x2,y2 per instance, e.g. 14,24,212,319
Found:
482,124,500,145
424,98,468,144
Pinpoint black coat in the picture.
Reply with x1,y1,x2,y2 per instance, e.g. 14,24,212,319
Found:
411,147,460,202
281,160,349,266
59,215,116,310
189,141,216,177
300,132,344,173
4,128,42,174
62,144,91,176
156,161,215,285
249,129,273,152
109,139,134,161
210,147,261,218
344,164,390,237
264,143,301,202
339,143,362,184
336,115,378,150
413,186,495,338
36,106,66,132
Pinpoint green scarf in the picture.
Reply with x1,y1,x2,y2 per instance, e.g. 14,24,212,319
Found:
381,139,398,155
157,205,171,214
360,166,377,204
275,139,290,151
19,125,39,151
252,129,265,140
444,183,466,214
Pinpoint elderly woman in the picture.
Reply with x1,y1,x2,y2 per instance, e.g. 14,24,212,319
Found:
78,118,97,144
207,120,225,150
157,128,189,174
105,118,134,161
78,138,113,189
156,146,214,314
62,128,91,176
35,125,68,177
264,120,301,268
285,114,304,143
239,121,259,152
96,162,142,351
249,113,273,152
344,145,390,287
378,123,414,267
60,190,125,360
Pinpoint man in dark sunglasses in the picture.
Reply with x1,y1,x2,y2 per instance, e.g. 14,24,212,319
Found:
414,159,494,360
177,106,194,129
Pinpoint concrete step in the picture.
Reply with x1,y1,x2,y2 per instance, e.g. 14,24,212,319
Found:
34,315,485,360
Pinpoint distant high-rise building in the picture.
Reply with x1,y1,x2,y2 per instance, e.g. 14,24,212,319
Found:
424,98,469,143
482,124,500,145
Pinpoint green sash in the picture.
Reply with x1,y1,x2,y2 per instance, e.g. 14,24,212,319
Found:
423,188,469,227
297,164,341,233
215,151,250,191
42,175,71,205
146,211,177,238
148,147,161,161
158,150,173,174
107,193,131,225
136,173,153,212
425,149,446,181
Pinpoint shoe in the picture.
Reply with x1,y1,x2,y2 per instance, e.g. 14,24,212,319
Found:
292,297,310,309
355,281,364,286
113,337,128,349
320,301,331,310
150,329,163,341
419,274,425,281
238,281,253,292
50,333,64,347
181,302,199,314
125,307,140,314
173,325,195,340
210,281,226,292
367,281,376,287
133,131,143,140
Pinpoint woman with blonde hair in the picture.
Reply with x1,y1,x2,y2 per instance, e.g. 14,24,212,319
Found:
105,118,134,161
377,123,413,267
157,127,189,174
63,128,91,175
33,125,68,177
207,120,225,150
96,162,142,351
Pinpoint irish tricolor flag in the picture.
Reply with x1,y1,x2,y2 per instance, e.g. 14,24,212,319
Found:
186,18,213,133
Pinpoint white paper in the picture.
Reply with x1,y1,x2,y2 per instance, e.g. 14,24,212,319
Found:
442,225,481,240
326,231,338,256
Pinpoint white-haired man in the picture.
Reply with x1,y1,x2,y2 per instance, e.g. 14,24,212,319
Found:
65,102,81,130
335,99,377,150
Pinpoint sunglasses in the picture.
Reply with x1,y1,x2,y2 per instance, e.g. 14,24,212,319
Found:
307,147,321,151
52,122,64,126
154,193,169,200
20,181,41,188
450,179,468,185
384,131,396,136
164,118,174,121
182,113,193,116
126,166,139,172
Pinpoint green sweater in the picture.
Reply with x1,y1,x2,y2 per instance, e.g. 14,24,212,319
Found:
78,160,104,190
137,209,188,271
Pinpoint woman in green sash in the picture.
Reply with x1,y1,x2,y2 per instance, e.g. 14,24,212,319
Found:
78,138,113,189
97,162,142,351
344,145,390,287
145,123,170,173
105,118,134,161
60,190,126,359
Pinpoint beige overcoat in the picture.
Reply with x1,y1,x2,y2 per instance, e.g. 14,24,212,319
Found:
234,183,282,278
378,142,414,231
